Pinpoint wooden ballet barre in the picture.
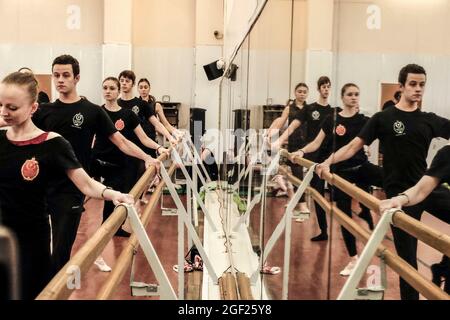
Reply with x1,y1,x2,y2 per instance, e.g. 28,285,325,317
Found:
281,149,450,258
219,273,238,300
97,163,177,300
37,149,174,300
279,166,449,300
236,272,254,300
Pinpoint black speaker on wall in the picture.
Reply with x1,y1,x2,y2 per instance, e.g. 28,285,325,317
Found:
203,60,224,81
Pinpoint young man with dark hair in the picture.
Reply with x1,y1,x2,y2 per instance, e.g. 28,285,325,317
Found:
317,63,450,300
32,55,159,274
118,70,176,187
118,70,175,151
272,76,334,241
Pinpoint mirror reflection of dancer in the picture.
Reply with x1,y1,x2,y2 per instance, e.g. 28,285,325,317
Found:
266,83,310,215
272,77,334,241
0,72,134,299
382,90,401,110
380,143,450,294
291,83,383,276
316,64,450,300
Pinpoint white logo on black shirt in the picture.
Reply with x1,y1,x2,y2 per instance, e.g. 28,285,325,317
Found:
72,113,84,127
393,120,405,135
312,111,320,120
132,106,140,115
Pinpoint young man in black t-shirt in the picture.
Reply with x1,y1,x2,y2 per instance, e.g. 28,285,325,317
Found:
317,64,450,300
118,70,175,151
118,70,176,186
33,55,159,274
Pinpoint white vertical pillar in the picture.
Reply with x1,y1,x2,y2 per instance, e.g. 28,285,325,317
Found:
103,0,132,79
194,0,224,130
304,0,334,101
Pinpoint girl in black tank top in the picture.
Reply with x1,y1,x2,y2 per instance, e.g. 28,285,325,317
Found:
266,83,310,215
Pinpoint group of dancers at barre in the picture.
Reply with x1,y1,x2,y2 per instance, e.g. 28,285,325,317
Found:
0,56,448,300
0,54,185,299
266,64,449,299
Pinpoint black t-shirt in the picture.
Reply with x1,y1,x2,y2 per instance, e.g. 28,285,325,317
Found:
33,98,117,169
32,98,117,192
358,107,450,195
118,97,156,140
287,102,307,151
302,102,333,143
426,145,450,184
322,112,369,170
295,103,334,162
0,131,81,230
93,106,140,166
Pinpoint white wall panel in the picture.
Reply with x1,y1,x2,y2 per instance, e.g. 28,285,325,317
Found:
334,52,450,119
133,47,195,129
102,43,132,80
0,44,103,104
224,0,267,64
247,49,291,106
194,45,223,130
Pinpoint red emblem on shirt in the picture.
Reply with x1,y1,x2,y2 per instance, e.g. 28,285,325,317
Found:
115,119,125,131
335,124,346,136
21,157,40,181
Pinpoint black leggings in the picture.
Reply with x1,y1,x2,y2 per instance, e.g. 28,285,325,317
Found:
334,162,383,257
288,143,306,202
7,222,51,300
388,185,450,300
288,162,306,202
48,191,85,276
311,174,327,232
305,152,328,233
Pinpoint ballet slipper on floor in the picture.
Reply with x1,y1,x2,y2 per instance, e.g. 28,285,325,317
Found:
260,264,281,275
172,261,194,273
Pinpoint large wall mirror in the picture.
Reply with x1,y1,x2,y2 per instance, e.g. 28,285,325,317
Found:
216,0,450,300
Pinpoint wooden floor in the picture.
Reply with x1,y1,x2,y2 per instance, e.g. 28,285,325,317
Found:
67,191,449,300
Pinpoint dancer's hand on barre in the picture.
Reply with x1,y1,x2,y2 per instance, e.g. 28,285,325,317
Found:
379,197,405,214
105,189,134,206
157,145,170,156
289,149,305,162
316,162,330,178
144,156,161,171
168,136,177,145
